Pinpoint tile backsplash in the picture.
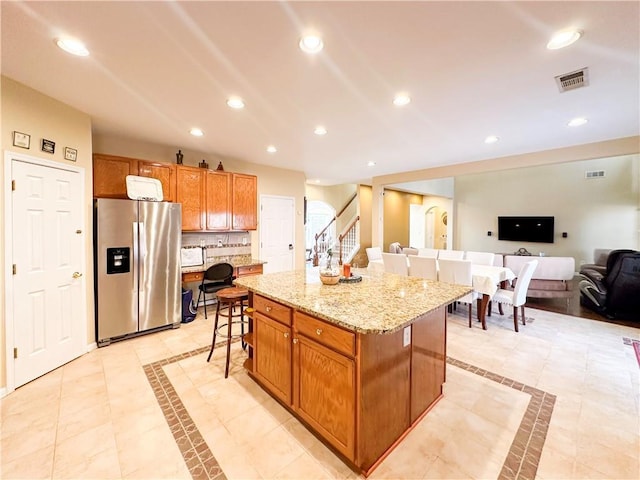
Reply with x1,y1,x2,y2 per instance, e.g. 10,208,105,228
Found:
181,232,252,259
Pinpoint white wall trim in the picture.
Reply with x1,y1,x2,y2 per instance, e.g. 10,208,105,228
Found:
4,150,87,394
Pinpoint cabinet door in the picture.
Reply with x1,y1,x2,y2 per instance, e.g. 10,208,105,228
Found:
232,173,257,230
138,161,176,202
254,312,292,405
294,336,355,459
176,166,204,231
93,154,136,198
205,170,231,230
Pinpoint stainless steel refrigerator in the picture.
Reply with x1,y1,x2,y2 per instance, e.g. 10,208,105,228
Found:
94,198,182,346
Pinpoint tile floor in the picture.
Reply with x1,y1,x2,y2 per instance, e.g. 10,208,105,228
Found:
1,306,639,479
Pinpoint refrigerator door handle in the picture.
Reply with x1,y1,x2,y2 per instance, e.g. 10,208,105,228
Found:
132,222,139,290
139,222,147,286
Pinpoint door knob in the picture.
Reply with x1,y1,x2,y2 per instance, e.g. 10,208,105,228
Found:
72,272,83,278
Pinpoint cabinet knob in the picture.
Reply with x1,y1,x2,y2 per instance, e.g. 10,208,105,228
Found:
266,306,272,312
293,338,298,344
284,332,289,338
316,328,322,335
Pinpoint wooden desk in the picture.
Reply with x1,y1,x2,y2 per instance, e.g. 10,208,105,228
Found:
181,263,263,283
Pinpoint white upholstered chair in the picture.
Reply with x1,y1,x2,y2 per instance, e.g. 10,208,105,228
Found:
465,251,496,266
437,259,478,326
437,249,465,260
381,253,409,276
407,255,437,280
389,242,402,254
491,260,538,332
366,246,382,262
417,248,438,258
402,247,419,256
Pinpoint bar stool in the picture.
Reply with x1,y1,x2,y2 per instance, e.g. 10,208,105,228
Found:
207,287,249,378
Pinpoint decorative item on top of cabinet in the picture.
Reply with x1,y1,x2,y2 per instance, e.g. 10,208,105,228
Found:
232,173,257,230
199,159,209,169
176,165,205,231
216,161,224,171
176,149,183,164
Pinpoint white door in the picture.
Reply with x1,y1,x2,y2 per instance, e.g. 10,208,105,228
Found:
9,157,85,387
425,208,436,248
409,204,425,248
260,195,295,274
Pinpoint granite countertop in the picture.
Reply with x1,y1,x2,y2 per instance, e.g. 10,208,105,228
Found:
234,267,472,334
182,256,265,274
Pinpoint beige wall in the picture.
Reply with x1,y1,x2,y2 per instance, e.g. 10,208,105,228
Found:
305,183,358,234
454,154,639,266
371,136,640,250
93,134,308,270
1,76,94,390
382,189,423,252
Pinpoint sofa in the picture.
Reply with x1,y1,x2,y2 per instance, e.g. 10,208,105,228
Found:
502,255,575,299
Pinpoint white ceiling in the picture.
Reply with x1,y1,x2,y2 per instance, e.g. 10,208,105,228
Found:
2,1,638,185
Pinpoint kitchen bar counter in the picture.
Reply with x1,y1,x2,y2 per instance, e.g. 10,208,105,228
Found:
233,268,472,476
234,267,471,334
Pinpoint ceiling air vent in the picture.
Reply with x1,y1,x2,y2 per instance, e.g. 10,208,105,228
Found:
585,170,605,179
555,67,589,93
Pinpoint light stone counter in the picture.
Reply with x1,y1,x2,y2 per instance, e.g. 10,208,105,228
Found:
181,255,265,274
234,267,472,334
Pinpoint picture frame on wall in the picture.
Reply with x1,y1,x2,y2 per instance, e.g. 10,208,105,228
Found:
41,138,55,154
13,131,30,149
64,147,78,162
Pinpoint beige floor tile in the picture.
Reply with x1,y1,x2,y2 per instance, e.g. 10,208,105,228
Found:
115,423,184,477
0,444,54,479
245,424,307,478
56,399,112,442
422,456,474,480
0,410,58,464
214,451,263,480
272,451,335,480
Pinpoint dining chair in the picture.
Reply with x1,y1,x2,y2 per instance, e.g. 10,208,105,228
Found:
407,255,437,280
417,248,438,258
437,259,478,326
389,242,403,254
490,260,538,332
366,246,383,262
437,249,465,260
197,262,235,319
402,247,419,256
465,251,495,266
381,252,409,275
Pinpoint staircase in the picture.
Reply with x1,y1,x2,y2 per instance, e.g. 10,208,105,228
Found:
312,193,361,266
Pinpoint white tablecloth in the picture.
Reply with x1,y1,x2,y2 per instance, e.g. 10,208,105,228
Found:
471,265,516,296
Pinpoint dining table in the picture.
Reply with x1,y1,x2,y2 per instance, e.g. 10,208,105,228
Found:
470,264,516,329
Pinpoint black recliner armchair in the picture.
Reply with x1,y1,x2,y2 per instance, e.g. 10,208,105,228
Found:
579,249,640,320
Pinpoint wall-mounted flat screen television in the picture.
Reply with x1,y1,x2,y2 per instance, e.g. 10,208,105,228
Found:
498,216,555,243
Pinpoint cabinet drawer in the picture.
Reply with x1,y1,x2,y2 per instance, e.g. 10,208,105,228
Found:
182,271,204,283
294,312,355,357
254,295,292,326
236,264,263,277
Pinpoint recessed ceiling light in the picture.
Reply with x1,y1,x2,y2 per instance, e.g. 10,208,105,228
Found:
484,135,500,144
266,145,277,153
227,97,245,109
393,94,411,107
314,126,327,136
315,179,321,184
547,29,583,50
568,117,588,127
55,37,89,57
190,128,204,137
299,34,324,54
367,161,376,167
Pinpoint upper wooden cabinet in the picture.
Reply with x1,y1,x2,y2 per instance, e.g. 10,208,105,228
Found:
232,173,257,230
205,170,231,230
93,154,177,202
138,160,176,202
176,165,205,231
93,154,137,198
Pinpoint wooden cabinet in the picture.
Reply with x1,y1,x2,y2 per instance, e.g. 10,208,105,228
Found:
253,297,292,405
176,165,205,231
205,171,231,230
232,173,257,230
93,154,137,198
294,332,355,458
93,154,177,201
235,264,263,277
138,160,176,202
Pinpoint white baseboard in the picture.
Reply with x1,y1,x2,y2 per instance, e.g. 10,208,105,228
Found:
0,386,8,399
86,342,97,353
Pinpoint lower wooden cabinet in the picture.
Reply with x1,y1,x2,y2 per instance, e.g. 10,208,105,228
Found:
254,312,292,405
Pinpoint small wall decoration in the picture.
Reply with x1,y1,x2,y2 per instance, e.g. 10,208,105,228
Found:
64,147,78,162
41,138,55,154
13,131,30,149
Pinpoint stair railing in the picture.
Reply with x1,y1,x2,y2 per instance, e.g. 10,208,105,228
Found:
311,192,358,266
338,215,360,265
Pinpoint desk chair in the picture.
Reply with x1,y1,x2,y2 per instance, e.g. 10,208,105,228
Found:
197,262,234,319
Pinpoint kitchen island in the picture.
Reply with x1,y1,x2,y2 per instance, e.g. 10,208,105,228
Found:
234,268,471,476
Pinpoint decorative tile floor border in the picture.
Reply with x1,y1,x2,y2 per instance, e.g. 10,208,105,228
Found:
447,357,556,480
144,345,555,480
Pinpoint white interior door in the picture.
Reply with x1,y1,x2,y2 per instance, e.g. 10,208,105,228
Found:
425,208,436,248
409,204,426,248
260,195,295,274
9,157,85,388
